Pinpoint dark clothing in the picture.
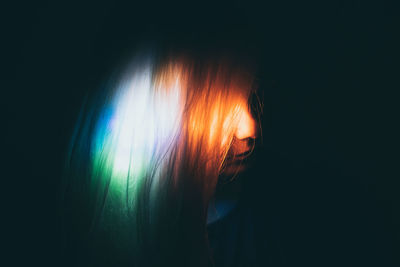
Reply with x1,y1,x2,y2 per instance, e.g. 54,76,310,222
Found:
207,199,284,267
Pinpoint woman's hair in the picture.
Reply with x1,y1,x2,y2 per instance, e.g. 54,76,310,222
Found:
62,49,256,266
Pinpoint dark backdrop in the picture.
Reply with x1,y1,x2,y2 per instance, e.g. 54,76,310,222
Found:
4,0,399,266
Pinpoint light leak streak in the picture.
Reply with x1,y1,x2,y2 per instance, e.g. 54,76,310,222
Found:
91,62,183,194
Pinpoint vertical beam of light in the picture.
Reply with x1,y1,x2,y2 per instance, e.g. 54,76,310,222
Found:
90,61,183,206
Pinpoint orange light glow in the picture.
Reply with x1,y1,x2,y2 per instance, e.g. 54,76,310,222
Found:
153,59,255,177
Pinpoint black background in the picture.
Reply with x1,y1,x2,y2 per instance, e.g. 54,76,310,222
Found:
4,0,399,266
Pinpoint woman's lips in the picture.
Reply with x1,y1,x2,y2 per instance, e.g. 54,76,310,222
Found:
225,149,252,162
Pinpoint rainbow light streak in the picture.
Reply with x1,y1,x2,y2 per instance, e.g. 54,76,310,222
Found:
91,62,183,200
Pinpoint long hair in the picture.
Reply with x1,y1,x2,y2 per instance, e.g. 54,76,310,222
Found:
62,49,256,266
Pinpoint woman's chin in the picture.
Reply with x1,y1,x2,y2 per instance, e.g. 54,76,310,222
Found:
221,164,247,176
220,162,248,176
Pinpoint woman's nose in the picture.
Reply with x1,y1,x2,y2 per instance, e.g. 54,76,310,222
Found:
235,108,257,140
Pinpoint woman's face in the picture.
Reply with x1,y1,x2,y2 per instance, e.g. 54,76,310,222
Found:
222,103,257,175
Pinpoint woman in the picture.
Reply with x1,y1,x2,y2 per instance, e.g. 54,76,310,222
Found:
62,47,259,267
